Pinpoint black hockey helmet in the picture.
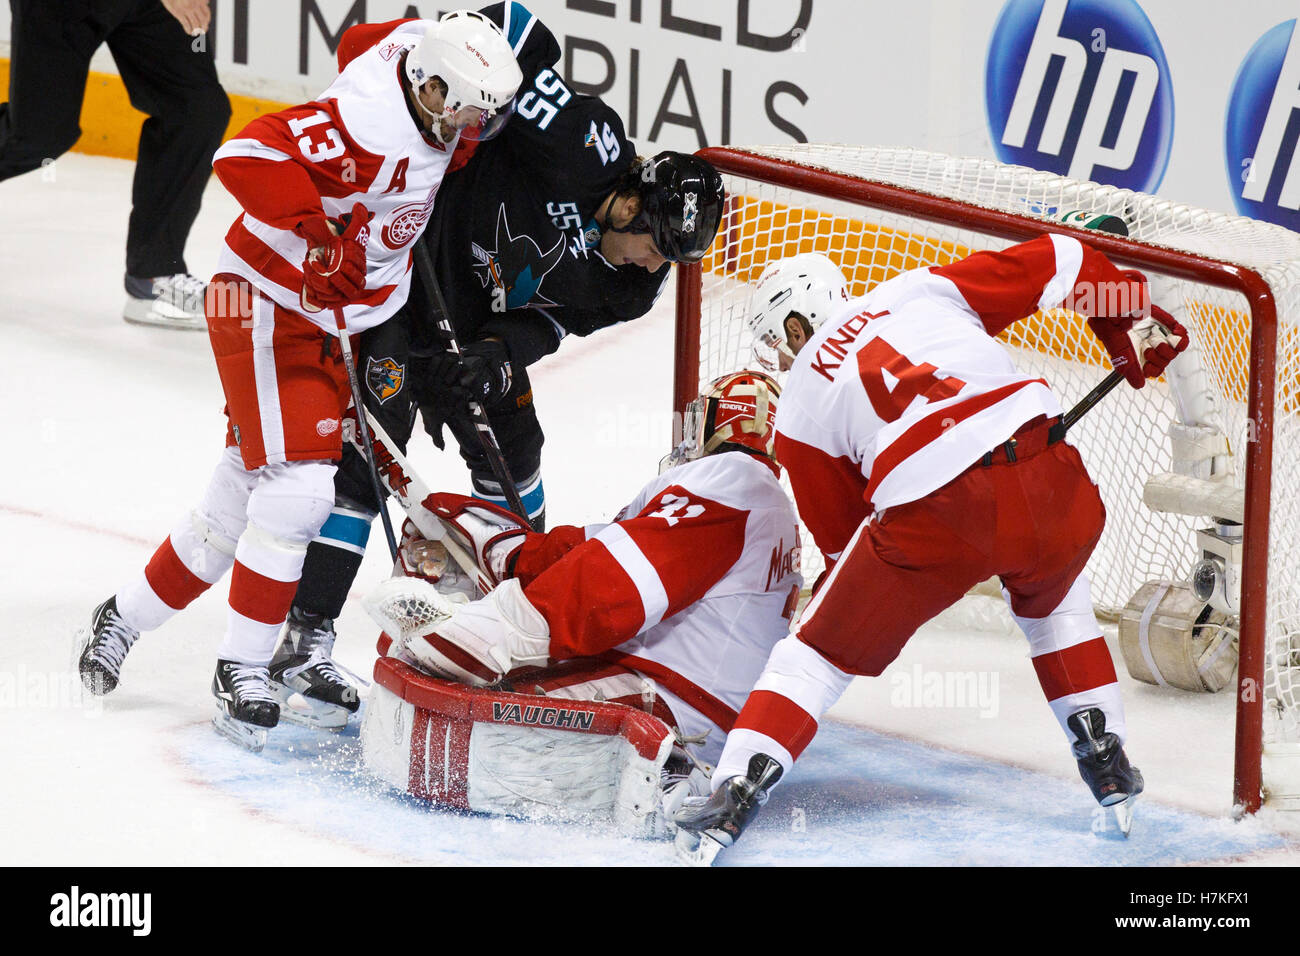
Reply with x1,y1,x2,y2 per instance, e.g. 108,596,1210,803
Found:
630,152,725,263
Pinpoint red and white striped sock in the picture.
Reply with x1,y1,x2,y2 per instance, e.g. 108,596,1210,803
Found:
217,525,308,666
1031,636,1127,745
712,635,854,787
115,514,235,632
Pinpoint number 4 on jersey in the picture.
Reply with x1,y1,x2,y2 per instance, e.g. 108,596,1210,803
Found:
858,338,966,422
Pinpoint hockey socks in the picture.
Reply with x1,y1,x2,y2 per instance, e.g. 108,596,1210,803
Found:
294,502,377,620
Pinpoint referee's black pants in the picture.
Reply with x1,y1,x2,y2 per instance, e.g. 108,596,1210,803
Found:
0,0,230,277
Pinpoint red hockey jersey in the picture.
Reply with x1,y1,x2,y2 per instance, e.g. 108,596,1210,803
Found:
212,20,456,336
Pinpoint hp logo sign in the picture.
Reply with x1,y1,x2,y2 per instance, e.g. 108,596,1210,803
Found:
986,0,1174,192
1226,20,1300,231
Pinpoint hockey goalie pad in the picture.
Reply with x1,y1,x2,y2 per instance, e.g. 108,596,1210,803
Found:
362,655,676,836
1117,582,1238,692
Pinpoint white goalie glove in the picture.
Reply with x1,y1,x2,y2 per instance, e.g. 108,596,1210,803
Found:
364,575,550,686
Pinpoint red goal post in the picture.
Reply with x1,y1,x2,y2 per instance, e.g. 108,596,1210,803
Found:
672,144,1300,815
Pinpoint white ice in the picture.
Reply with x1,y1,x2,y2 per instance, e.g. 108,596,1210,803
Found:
2,154,1296,865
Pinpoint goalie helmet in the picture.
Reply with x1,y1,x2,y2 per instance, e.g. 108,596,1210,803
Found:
664,370,781,472
405,10,523,142
623,152,725,263
748,253,849,372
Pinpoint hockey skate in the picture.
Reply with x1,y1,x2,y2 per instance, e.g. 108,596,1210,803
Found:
268,608,361,731
211,660,280,753
123,273,208,330
77,596,140,696
1068,708,1144,837
673,753,783,866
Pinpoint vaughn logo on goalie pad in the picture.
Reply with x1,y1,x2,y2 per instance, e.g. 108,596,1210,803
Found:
492,700,596,730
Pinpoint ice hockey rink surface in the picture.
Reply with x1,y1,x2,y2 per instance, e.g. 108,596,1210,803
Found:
4,154,1299,866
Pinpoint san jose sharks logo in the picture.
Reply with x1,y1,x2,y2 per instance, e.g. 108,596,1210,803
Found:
365,356,405,404
471,205,565,312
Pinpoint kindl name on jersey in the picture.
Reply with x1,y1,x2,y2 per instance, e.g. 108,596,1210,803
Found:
810,309,891,382
491,701,595,730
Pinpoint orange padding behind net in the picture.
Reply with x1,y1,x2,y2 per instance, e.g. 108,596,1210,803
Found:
704,194,1253,403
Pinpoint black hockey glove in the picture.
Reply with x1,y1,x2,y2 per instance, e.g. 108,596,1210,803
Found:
427,339,515,409
418,401,448,451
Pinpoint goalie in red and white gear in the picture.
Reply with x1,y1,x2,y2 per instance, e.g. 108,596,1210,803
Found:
363,370,803,832
673,236,1190,860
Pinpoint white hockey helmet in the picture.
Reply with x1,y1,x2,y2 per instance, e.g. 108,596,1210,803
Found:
747,253,849,371
662,370,782,473
405,10,523,142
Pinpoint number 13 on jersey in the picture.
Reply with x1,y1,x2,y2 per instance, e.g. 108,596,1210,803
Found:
288,111,345,163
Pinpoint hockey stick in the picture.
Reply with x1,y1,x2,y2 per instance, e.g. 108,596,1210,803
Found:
347,406,497,596
333,306,400,561
1061,368,1125,434
410,237,533,530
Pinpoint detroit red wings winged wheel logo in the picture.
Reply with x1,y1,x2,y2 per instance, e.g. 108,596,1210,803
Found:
381,190,437,249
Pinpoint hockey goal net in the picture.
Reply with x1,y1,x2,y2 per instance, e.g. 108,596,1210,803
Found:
673,144,1300,814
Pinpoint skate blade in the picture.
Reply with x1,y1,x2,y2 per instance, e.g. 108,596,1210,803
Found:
273,685,349,732
211,712,269,753
1110,794,1138,838
72,626,94,684
122,299,206,330
71,625,88,669
674,828,725,867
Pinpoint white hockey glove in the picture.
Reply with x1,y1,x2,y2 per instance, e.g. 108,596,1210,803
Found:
365,576,549,687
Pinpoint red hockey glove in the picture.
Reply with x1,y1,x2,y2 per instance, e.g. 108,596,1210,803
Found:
1085,271,1188,388
297,202,370,312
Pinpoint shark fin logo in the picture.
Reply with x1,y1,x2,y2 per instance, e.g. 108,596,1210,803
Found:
471,205,566,311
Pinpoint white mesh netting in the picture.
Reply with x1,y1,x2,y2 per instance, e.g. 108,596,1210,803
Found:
684,145,1300,752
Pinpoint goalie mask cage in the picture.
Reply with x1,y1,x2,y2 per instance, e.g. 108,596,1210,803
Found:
672,144,1300,815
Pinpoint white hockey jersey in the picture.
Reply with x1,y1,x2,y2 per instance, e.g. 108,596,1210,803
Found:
522,451,802,766
212,20,459,336
775,234,1140,563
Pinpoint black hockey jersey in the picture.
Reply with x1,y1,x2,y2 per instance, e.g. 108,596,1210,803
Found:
420,2,670,367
